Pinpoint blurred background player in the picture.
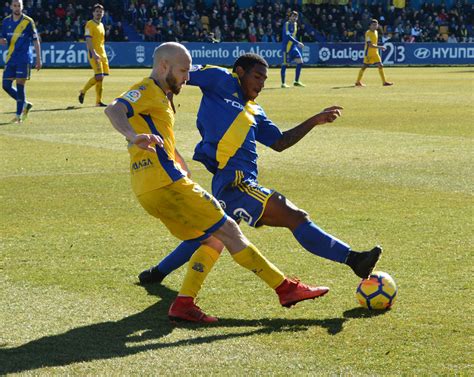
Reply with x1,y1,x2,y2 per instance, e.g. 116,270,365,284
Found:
139,53,382,287
355,19,393,87
281,11,305,88
0,0,41,124
105,43,329,324
78,3,109,107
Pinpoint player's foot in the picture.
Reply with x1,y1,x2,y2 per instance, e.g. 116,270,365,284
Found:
10,115,23,124
355,82,366,87
383,82,394,86
168,296,218,323
276,278,329,308
78,91,85,104
96,102,107,107
346,246,383,279
138,266,166,285
22,102,33,120
281,83,290,88
293,81,306,87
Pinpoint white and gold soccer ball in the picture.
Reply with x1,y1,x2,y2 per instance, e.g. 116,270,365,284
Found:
356,271,397,310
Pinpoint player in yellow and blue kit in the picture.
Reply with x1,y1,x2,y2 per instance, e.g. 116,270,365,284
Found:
139,53,383,287
281,11,305,88
1,0,41,123
106,43,329,324
78,3,109,107
355,19,393,87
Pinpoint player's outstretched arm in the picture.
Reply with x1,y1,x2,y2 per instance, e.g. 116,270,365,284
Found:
104,100,163,152
270,106,343,152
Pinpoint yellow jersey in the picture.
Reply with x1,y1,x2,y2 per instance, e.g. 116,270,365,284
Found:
84,19,106,58
116,78,186,196
364,29,379,56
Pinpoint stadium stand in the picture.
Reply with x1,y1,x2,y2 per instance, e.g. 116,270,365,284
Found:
1,0,472,44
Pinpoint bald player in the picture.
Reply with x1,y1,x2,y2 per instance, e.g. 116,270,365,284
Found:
105,42,330,324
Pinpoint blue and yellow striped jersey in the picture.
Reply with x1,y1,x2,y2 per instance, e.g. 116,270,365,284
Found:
116,77,185,195
281,21,299,52
1,14,38,64
188,65,283,196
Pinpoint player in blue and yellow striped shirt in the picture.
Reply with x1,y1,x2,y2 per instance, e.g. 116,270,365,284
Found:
281,11,305,88
1,0,41,123
106,43,329,323
140,53,383,287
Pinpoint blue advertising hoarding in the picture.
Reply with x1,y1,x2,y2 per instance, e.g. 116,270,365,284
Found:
1,42,472,67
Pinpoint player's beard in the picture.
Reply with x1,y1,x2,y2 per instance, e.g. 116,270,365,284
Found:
166,71,182,95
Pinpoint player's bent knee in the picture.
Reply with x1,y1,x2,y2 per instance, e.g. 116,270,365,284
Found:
201,236,224,253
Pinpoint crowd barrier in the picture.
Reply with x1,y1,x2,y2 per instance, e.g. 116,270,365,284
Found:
1,42,473,67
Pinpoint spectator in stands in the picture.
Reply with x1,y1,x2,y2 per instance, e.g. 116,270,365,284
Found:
144,19,157,42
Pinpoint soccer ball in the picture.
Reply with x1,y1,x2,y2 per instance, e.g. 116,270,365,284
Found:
356,271,397,310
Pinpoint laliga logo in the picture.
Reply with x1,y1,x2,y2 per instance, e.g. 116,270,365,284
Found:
136,45,145,63
414,48,431,59
319,47,331,62
105,45,116,62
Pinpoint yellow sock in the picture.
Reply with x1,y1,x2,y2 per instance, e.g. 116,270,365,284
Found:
356,68,366,83
95,80,103,104
378,67,387,83
82,77,96,93
232,244,285,289
179,245,220,298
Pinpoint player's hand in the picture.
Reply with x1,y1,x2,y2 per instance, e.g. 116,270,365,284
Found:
380,46,386,51
36,60,42,70
315,106,343,125
0,38,6,46
130,134,164,152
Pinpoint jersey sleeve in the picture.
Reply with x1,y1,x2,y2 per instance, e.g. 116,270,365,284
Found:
84,22,92,39
255,111,283,147
30,19,39,40
116,89,152,118
188,65,228,92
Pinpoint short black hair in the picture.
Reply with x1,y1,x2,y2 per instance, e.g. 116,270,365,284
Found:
232,53,268,73
93,3,104,11
370,19,378,24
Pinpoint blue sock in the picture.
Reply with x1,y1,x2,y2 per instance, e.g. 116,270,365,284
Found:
292,221,351,263
156,239,200,275
2,79,17,100
295,63,302,82
16,83,25,116
281,64,287,84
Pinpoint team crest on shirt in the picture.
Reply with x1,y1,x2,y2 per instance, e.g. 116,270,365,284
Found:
124,90,141,103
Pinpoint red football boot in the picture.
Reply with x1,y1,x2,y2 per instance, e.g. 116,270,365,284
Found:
276,278,329,308
168,296,218,323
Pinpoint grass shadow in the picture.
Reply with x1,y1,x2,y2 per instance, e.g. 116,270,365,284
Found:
0,283,385,373
332,85,357,90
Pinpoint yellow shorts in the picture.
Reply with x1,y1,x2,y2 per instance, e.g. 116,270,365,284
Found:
364,53,382,65
137,177,227,241
88,56,109,77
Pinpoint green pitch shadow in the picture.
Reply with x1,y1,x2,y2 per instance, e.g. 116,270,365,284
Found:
0,283,386,373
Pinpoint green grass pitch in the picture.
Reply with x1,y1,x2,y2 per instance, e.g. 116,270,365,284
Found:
1,67,472,375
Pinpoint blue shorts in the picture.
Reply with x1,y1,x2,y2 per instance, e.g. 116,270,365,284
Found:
3,62,31,80
216,178,275,227
283,47,302,65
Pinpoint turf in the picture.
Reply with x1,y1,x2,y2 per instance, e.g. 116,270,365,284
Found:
1,67,472,375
